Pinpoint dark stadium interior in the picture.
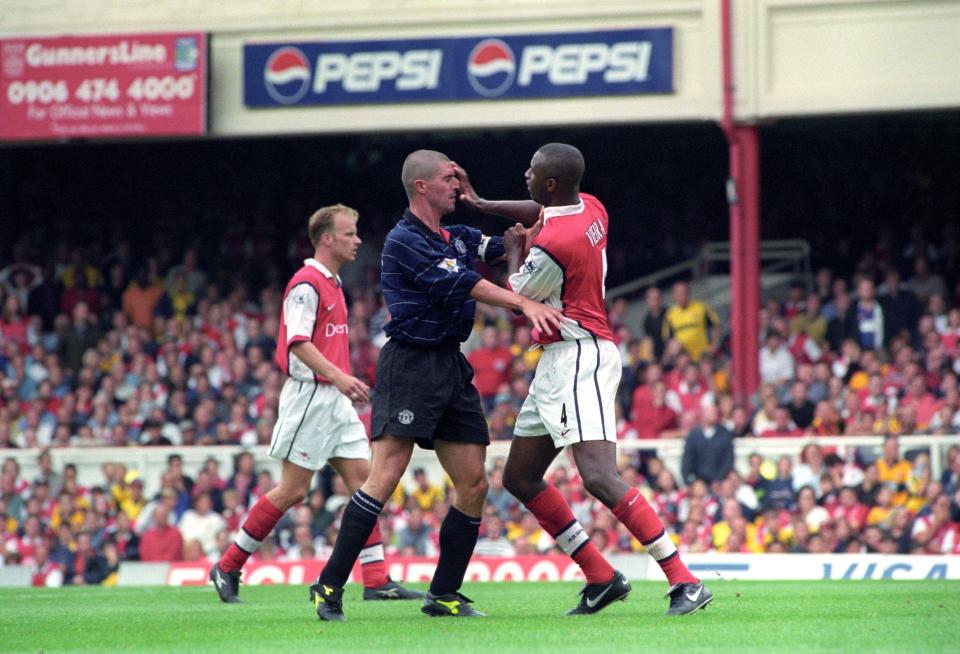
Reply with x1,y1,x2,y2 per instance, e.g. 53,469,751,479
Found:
2,111,958,292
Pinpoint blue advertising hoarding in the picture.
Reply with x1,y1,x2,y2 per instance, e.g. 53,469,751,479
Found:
243,28,673,107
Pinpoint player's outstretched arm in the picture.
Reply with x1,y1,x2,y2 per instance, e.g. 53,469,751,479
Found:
290,341,369,402
469,279,564,336
453,163,541,227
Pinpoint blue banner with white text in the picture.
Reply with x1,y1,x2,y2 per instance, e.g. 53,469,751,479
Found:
243,28,673,107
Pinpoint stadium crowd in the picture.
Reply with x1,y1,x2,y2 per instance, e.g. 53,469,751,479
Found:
2,221,960,587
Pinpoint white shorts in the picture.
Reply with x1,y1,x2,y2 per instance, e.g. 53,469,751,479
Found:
268,378,370,471
514,338,621,448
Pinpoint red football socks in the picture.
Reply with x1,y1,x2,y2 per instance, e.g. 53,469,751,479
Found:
612,488,697,586
359,523,389,589
526,484,615,584
219,495,285,573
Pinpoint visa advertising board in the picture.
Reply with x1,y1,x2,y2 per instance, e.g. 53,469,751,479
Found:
243,28,673,108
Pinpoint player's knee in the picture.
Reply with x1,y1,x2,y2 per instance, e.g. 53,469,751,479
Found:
581,470,619,506
457,475,488,507
362,466,404,503
272,485,307,511
502,469,532,502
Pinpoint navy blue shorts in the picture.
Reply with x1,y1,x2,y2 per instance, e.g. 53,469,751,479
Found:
371,339,490,450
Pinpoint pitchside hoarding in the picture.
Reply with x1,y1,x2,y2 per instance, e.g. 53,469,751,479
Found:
156,554,960,587
243,28,673,108
0,32,207,141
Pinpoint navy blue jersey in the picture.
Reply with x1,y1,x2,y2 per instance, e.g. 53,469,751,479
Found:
381,209,505,346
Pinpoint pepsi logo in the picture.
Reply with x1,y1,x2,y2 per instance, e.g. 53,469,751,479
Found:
264,46,310,104
466,39,515,98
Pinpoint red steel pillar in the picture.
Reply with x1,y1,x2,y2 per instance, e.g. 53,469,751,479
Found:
722,0,761,405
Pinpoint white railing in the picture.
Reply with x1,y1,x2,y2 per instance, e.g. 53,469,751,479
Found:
4,434,957,498
606,238,811,301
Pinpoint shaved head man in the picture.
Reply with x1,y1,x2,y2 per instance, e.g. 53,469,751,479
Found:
310,149,563,621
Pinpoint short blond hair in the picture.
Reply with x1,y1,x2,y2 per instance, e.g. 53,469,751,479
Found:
308,204,358,247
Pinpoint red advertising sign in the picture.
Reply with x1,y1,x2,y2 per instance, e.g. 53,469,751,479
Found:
167,556,584,586
0,32,207,141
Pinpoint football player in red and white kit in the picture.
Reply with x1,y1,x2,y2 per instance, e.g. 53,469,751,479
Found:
210,204,421,604
455,144,711,616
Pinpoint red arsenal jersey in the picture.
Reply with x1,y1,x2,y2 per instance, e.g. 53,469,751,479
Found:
508,193,613,345
274,259,350,384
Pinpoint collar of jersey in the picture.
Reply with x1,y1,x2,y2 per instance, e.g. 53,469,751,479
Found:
304,258,340,284
543,197,585,223
402,209,447,242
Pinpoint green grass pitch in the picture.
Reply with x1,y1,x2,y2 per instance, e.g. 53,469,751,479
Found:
2,581,958,654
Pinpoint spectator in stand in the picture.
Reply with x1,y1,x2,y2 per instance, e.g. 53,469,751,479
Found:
825,292,853,353
759,330,795,388
102,262,129,316
790,293,828,347
878,268,923,346
155,272,197,324
179,492,227,559
629,364,661,416
876,435,912,506
907,256,948,305
666,362,714,416
782,280,806,320
642,286,667,361
831,486,868,532
485,468,517,521
33,449,62,497
1,295,33,354
410,468,444,512
942,448,960,494
0,262,43,318
65,531,99,585
30,542,64,587
822,277,847,321
911,493,958,554
681,405,734,485
663,281,719,362
899,376,939,431
396,506,433,556
122,266,165,331
940,308,960,357
165,248,208,298
474,514,516,557
760,456,797,510
751,388,779,436
139,504,183,562
813,268,833,305
140,420,173,447
108,511,140,561
792,443,828,495
866,487,896,528
759,408,803,437
785,381,815,430
226,451,255,506
467,326,515,411
56,302,100,374
632,380,678,439
845,277,885,351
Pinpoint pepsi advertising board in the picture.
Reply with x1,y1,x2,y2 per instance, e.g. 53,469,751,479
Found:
244,28,672,108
